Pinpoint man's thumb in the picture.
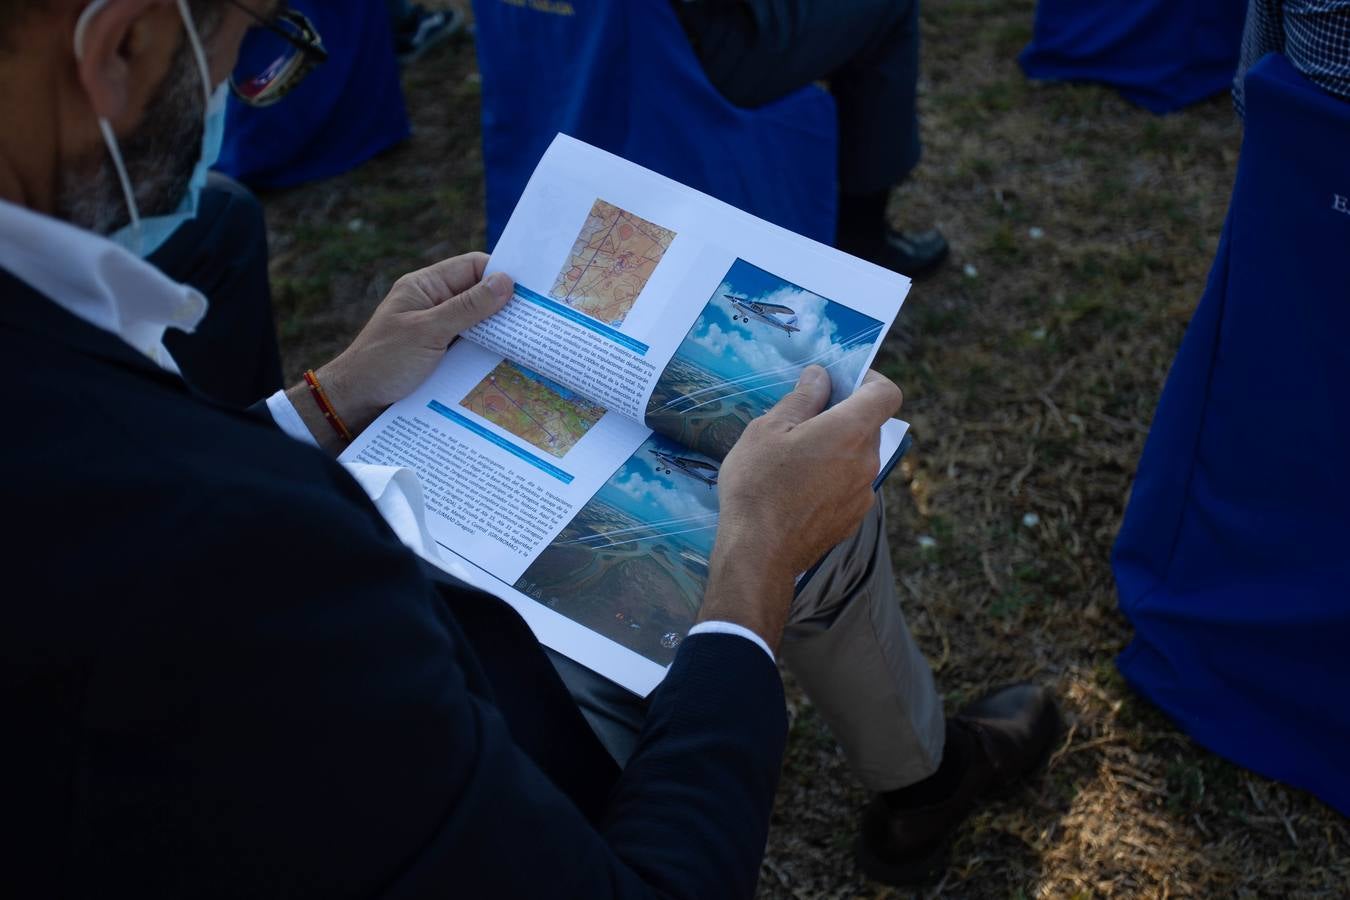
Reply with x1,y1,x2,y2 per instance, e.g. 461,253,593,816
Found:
433,272,513,339
768,365,831,427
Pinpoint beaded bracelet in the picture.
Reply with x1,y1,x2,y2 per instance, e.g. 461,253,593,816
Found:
303,369,354,444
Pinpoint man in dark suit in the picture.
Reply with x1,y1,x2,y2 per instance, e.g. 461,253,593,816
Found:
1,1,1058,895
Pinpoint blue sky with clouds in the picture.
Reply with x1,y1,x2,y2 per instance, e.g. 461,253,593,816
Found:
675,259,884,408
591,433,719,555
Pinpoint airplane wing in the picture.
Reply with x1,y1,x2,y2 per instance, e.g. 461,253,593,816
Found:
757,302,796,314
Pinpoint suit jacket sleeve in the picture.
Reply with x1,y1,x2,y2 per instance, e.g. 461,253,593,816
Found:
67,474,788,900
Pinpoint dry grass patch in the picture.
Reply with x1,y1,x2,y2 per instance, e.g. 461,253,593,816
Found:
259,2,1348,896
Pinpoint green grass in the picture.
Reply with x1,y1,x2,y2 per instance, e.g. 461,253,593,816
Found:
260,2,1349,897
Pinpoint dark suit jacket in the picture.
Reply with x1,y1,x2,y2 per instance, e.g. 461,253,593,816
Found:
0,269,788,899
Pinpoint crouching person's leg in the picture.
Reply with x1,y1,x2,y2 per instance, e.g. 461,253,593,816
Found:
157,172,284,408
783,498,1060,886
782,498,945,788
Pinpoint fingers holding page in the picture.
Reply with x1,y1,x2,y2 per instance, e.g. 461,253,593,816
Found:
425,271,514,345
764,364,832,428
812,370,903,437
421,251,492,300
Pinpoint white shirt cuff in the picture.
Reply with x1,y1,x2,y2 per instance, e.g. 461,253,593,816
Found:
265,389,319,448
686,621,775,664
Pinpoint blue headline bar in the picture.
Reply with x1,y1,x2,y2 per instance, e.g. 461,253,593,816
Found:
427,400,575,484
513,284,650,355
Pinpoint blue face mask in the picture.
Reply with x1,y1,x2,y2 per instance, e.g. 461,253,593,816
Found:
75,0,223,258
107,82,228,258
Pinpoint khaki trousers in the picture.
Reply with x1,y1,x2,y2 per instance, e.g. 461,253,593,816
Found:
548,497,946,791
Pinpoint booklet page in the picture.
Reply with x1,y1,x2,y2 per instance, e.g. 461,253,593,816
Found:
345,341,647,578
344,342,909,696
345,135,917,694
465,135,912,451
343,340,706,695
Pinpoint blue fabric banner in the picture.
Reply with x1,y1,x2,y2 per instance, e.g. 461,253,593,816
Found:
471,0,838,249
217,0,411,189
1020,0,1247,113
1114,54,1350,814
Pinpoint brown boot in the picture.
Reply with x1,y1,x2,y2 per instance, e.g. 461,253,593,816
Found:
855,683,1061,886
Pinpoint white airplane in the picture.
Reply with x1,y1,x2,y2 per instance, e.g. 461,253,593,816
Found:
725,293,800,335
649,449,719,489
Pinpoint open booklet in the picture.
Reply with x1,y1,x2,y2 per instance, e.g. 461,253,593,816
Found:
341,135,913,696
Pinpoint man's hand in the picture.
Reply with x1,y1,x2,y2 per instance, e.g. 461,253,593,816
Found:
287,253,514,453
699,365,904,653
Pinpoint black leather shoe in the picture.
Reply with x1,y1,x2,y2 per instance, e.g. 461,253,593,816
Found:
838,226,950,280
855,683,1061,886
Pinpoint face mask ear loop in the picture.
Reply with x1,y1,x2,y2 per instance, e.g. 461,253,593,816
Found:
97,118,143,237
74,0,143,249
174,0,214,105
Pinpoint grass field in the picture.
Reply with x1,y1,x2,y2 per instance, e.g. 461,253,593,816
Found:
258,2,1348,896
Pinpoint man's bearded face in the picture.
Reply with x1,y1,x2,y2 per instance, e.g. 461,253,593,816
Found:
58,36,208,236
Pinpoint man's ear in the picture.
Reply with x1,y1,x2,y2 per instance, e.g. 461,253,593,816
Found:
73,0,180,124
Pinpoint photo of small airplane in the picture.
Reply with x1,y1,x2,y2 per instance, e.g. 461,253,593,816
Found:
648,449,720,489
725,293,801,335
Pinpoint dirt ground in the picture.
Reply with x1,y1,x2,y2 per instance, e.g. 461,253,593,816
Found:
257,2,1349,897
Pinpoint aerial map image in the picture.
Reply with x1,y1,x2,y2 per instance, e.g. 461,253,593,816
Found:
645,258,884,460
460,360,606,459
513,434,720,666
549,198,677,327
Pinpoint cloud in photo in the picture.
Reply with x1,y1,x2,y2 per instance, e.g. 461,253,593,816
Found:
613,470,717,527
590,437,720,554
682,272,882,407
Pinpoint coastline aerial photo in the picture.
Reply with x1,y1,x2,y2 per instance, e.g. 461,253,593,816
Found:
645,258,884,460
549,198,677,327
513,433,720,666
460,360,605,459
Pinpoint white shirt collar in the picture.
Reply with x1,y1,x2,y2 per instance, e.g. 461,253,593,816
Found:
0,197,207,373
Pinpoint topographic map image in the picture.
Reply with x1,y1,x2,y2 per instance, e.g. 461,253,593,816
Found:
549,198,677,327
460,361,606,459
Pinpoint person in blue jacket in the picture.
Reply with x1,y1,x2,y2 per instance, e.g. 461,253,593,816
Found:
675,0,950,279
0,0,1059,894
